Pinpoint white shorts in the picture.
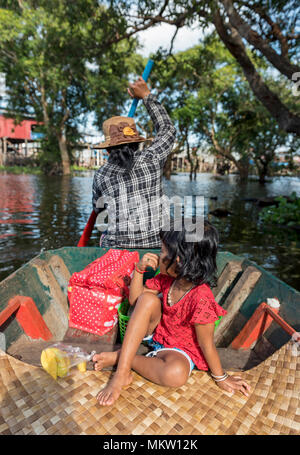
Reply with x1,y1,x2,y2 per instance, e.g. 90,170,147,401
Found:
143,334,195,375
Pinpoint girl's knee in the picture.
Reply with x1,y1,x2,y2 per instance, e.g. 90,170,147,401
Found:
136,292,161,310
161,360,189,388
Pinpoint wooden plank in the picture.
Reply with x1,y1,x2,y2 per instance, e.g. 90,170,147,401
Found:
0,296,52,341
231,302,280,350
0,299,20,327
31,258,69,340
213,260,243,303
214,266,262,346
217,347,261,371
48,254,71,295
15,296,53,341
7,337,148,369
63,325,118,347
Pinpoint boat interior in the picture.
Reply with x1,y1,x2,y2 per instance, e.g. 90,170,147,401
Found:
0,247,299,435
1,247,298,367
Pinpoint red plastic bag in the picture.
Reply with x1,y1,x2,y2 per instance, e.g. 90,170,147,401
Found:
68,249,139,336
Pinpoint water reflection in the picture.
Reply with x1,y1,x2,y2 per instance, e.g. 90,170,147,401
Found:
0,172,299,290
0,174,35,227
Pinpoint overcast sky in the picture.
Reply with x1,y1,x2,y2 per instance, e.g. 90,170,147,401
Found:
137,23,203,56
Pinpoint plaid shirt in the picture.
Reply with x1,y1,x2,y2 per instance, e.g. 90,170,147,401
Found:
92,93,176,248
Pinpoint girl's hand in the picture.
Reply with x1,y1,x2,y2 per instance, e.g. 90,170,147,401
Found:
216,375,251,397
137,253,159,272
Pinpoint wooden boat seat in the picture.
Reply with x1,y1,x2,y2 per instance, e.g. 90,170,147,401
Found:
214,263,262,347
6,338,262,373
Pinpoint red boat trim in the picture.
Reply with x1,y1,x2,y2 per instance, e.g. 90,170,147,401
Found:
77,210,97,247
231,302,297,349
0,296,52,341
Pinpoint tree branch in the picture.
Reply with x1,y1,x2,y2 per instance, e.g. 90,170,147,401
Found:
168,26,180,55
40,83,49,125
202,111,238,166
59,88,70,129
101,4,202,51
250,4,289,57
221,0,300,79
212,8,300,135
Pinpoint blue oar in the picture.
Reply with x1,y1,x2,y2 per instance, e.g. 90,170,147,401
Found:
128,59,154,118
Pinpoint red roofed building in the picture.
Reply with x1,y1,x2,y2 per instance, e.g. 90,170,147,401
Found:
0,115,38,140
0,73,42,165
0,113,42,166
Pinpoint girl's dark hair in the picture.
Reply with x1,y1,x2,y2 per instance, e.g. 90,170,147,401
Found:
107,142,139,170
159,218,219,287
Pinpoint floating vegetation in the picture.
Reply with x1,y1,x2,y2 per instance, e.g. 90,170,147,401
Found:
259,192,300,227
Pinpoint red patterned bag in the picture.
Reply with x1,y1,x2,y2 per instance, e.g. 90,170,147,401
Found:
68,249,139,336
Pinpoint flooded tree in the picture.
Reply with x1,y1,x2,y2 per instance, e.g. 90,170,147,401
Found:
0,1,142,175
148,35,293,182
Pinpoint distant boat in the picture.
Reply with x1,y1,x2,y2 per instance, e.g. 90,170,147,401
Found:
0,246,299,435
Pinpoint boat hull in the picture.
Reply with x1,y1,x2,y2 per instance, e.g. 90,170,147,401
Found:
0,246,299,352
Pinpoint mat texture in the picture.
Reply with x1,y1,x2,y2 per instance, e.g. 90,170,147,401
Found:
0,340,299,435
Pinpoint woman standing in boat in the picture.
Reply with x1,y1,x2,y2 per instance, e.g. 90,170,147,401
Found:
93,220,251,406
92,77,176,248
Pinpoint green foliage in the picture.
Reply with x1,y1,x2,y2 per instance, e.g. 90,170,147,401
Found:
149,33,293,180
115,0,300,138
0,165,42,175
0,0,298,176
0,1,140,173
259,192,300,226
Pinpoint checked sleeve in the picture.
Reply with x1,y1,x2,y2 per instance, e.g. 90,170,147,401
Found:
142,94,176,166
92,172,107,215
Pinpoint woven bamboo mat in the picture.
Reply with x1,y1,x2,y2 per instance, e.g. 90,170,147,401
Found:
0,340,299,435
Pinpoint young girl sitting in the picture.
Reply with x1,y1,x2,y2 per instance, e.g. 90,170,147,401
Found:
93,220,251,406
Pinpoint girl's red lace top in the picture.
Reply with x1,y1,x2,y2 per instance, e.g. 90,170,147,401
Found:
145,273,227,370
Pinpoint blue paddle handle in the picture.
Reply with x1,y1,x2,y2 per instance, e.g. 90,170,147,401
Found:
128,59,154,118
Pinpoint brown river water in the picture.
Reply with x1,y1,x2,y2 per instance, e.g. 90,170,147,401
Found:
0,172,299,291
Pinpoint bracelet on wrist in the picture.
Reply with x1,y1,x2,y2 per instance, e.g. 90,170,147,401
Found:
211,372,229,382
214,374,229,382
135,265,146,274
210,371,226,379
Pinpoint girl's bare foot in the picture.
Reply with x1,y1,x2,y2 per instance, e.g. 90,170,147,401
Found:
92,350,120,371
97,371,133,406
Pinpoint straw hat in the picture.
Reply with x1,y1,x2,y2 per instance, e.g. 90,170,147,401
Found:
97,116,146,149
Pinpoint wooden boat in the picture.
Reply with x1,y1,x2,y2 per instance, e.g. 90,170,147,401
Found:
0,246,299,435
